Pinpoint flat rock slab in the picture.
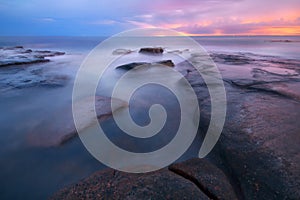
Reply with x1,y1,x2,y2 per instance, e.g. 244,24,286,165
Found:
220,92,300,199
51,168,210,200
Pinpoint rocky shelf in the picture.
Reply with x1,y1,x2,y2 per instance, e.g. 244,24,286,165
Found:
0,46,65,67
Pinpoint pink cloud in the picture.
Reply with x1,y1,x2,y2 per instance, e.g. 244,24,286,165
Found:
130,0,300,35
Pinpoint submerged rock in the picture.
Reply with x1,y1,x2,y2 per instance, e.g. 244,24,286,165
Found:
112,48,134,55
27,96,128,147
139,47,164,54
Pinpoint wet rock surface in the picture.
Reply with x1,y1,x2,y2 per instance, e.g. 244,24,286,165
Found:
0,46,65,67
52,51,300,199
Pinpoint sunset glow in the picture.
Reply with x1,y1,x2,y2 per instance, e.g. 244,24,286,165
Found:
0,0,299,36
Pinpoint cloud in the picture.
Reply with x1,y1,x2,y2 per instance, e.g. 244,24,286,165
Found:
38,18,56,22
127,0,300,35
125,20,156,28
89,19,117,25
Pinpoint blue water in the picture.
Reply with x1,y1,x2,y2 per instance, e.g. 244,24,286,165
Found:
0,36,299,199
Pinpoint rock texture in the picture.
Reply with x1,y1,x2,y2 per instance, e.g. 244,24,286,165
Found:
51,158,236,200
169,158,238,200
186,51,300,199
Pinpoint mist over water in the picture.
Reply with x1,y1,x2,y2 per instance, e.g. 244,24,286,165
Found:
0,36,299,199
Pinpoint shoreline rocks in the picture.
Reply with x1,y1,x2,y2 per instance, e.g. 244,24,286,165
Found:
0,46,65,67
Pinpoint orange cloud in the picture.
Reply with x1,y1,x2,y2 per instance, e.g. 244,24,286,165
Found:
249,26,300,35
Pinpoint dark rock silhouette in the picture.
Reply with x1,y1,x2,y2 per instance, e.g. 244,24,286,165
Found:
139,47,164,54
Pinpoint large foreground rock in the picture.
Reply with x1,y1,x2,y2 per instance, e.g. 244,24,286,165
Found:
51,168,209,200
51,158,238,200
186,51,300,199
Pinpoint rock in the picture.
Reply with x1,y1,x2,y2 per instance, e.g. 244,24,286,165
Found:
167,49,189,54
3,46,24,50
116,60,174,70
169,158,238,200
269,40,293,43
156,60,175,67
0,46,65,67
24,49,33,53
51,167,211,200
210,53,254,65
185,51,300,199
39,75,70,87
139,47,164,54
116,62,149,70
27,96,128,147
0,68,71,91
51,158,241,200
34,50,65,57
217,92,300,200
112,49,134,55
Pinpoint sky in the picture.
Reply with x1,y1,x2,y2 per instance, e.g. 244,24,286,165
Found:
0,0,300,36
